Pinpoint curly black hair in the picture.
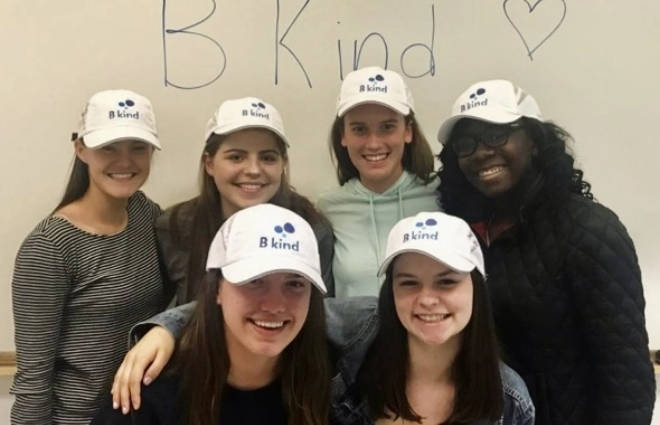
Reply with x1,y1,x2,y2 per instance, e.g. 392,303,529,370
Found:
437,117,592,222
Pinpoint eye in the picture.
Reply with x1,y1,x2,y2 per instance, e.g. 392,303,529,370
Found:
435,276,461,287
395,278,419,288
131,143,149,152
224,152,244,162
101,145,116,153
260,152,280,163
380,122,397,132
284,278,309,294
349,124,367,136
244,279,265,289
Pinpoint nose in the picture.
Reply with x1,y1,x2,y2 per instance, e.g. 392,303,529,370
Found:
260,285,287,314
471,140,496,159
116,146,134,166
364,132,383,150
418,287,439,309
243,155,262,177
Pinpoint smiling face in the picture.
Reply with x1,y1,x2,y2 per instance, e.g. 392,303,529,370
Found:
392,252,473,349
453,119,535,199
217,272,312,361
341,103,412,193
75,139,153,201
205,129,286,219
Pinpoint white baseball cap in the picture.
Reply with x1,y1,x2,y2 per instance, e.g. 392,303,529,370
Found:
336,66,415,117
377,211,485,277
437,80,542,144
204,97,288,146
206,204,326,294
75,89,160,149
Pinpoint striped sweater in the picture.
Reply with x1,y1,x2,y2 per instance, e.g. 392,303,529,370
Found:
10,191,166,425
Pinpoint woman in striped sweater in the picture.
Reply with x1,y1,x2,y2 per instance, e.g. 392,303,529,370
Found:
10,90,171,425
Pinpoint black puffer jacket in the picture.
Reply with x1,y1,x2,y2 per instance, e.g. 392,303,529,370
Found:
481,193,655,425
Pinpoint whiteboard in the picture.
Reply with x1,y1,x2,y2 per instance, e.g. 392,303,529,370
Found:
1,0,659,350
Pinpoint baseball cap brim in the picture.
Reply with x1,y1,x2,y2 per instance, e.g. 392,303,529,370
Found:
377,244,482,277
222,256,326,294
83,126,161,150
436,109,524,145
337,96,410,117
208,123,289,147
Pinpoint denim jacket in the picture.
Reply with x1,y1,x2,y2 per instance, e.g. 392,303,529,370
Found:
133,298,534,425
324,297,535,425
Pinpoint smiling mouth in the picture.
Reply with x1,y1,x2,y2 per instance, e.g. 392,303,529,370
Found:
363,153,388,162
415,313,451,323
236,183,266,192
478,166,505,178
108,172,136,180
250,319,287,330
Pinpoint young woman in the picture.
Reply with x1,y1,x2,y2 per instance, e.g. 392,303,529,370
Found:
158,96,333,304
10,89,169,424
93,203,329,425
436,80,655,424
110,96,334,413
328,211,534,425
317,66,438,298
111,212,535,425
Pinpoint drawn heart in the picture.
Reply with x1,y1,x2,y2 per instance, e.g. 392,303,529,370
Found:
503,0,567,60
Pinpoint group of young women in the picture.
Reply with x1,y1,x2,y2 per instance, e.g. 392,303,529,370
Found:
10,68,655,425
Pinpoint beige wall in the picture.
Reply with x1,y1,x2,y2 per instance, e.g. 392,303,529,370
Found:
2,0,659,355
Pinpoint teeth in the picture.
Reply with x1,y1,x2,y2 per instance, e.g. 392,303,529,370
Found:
109,173,133,179
253,320,284,329
364,153,387,162
238,184,263,192
478,166,504,177
416,314,450,322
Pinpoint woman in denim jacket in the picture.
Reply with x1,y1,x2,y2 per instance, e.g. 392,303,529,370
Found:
109,211,534,425
326,211,534,425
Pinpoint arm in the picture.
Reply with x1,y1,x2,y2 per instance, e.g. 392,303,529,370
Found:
113,302,196,413
567,203,655,424
10,231,68,425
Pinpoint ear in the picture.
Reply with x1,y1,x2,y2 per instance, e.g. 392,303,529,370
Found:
74,139,88,163
403,120,413,144
203,152,215,176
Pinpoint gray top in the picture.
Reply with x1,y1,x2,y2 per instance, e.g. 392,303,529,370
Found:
11,192,166,425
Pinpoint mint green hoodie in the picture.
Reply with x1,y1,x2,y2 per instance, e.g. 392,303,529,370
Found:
317,171,439,298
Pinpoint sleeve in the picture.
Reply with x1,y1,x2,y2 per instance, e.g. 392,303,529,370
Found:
10,231,69,425
129,302,197,346
312,219,335,297
155,209,190,306
566,203,655,424
91,394,159,425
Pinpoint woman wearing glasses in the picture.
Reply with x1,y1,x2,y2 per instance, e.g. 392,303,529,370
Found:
436,80,655,425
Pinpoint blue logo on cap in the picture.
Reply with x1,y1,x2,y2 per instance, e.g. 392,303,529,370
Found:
118,99,135,109
242,101,270,119
259,222,299,251
404,217,439,242
274,222,295,237
109,98,139,120
360,74,387,93
461,88,488,112
414,218,438,230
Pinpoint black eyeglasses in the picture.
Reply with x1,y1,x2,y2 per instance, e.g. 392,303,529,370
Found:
451,124,523,158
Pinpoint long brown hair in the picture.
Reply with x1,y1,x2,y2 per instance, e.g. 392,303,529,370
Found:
169,132,330,302
329,111,435,186
359,267,502,424
175,270,329,425
54,154,90,212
